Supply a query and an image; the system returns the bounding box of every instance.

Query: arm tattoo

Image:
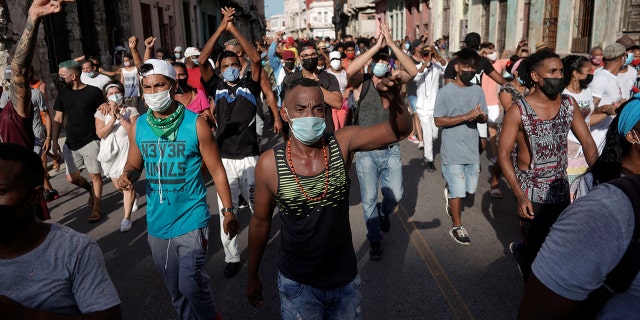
[10,16,41,117]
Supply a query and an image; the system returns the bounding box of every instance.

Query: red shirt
[0,100,34,147]
[187,66,205,91]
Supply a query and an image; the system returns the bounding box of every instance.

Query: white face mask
[144,87,172,112]
[487,52,498,61]
[123,61,131,67]
[108,93,124,106]
[330,60,341,70]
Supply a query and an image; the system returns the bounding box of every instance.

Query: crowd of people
[1,1,640,319]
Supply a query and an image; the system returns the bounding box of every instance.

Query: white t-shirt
[617,66,638,100]
[415,61,445,113]
[81,73,112,92]
[589,68,622,154]
[325,68,347,94]
[562,87,595,143]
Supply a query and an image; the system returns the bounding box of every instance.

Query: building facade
[275,0,335,39]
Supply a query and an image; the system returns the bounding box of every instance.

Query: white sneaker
[131,193,139,213]
[120,219,132,232]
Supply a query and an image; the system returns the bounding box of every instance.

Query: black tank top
[274,133,357,289]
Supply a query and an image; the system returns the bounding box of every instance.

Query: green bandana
[146,103,186,141]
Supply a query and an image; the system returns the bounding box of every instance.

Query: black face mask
[579,74,593,89]
[458,71,476,86]
[284,61,295,71]
[177,78,190,92]
[301,57,319,71]
[538,76,565,99]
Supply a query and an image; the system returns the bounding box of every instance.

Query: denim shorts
[442,163,480,198]
[407,95,418,112]
[278,272,362,320]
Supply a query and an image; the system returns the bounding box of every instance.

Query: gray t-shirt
[0,224,121,314]
[0,89,48,139]
[434,82,487,164]
[532,184,640,319]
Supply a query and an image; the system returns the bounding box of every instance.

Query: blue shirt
[135,110,209,239]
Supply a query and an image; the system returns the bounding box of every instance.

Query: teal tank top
[135,110,209,239]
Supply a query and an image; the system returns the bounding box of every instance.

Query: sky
[264,0,284,18]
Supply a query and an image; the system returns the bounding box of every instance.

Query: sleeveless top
[121,67,140,98]
[274,133,356,289]
[135,110,209,239]
[514,95,574,204]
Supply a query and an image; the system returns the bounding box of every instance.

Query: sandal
[88,210,102,223]
[489,186,503,198]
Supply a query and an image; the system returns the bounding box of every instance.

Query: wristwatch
[221,207,237,216]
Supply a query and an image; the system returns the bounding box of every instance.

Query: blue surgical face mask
[517,76,525,85]
[222,67,240,82]
[175,53,182,59]
[192,59,200,66]
[286,109,326,145]
[372,62,388,78]
[625,52,634,66]
[83,71,95,78]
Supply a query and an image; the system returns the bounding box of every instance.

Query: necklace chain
[286,138,329,202]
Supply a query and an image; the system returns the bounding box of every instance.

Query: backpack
[580,174,640,319]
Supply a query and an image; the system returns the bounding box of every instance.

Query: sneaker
[120,219,132,232]
[418,142,424,150]
[444,188,451,218]
[407,135,419,143]
[377,202,390,233]
[238,195,249,209]
[224,262,241,278]
[132,193,140,213]
[369,241,382,261]
[44,189,60,202]
[426,161,436,173]
[449,226,470,245]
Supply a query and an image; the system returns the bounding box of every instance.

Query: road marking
[128,230,148,247]
[397,203,475,320]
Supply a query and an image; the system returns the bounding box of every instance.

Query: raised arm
[346,32,384,79]
[143,37,155,62]
[11,0,69,117]
[128,36,143,67]
[199,7,235,83]
[381,22,417,83]
[226,20,262,83]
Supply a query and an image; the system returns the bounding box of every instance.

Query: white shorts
[487,105,503,124]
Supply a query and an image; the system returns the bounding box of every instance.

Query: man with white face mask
[199,7,264,278]
[346,22,417,260]
[80,59,111,92]
[117,58,238,320]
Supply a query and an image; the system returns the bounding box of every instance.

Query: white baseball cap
[329,51,341,60]
[184,47,200,58]
[140,59,176,80]
[174,46,183,53]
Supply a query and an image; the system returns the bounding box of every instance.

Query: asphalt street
[46,124,525,320]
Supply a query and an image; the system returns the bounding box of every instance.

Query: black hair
[217,50,241,67]
[589,99,640,185]
[372,46,390,62]
[505,55,520,74]
[102,80,124,96]
[0,143,44,190]
[561,55,589,87]
[80,59,95,68]
[282,77,321,102]
[297,39,317,55]
[172,61,187,74]
[456,48,480,67]
[519,50,560,89]
[480,42,495,50]
[123,53,133,60]
[342,41,356,50]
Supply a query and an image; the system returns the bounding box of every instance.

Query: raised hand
[144,37,156,48]
[379,21,393,45]
[128,36,139,50]
[376,74,402,109]
[221,7,235,27]
[28,0,72,19]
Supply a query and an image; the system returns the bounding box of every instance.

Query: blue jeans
[278,272,362,320]
[148,227,218,320]
[355,145,403,242]
[407,95,418,112]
